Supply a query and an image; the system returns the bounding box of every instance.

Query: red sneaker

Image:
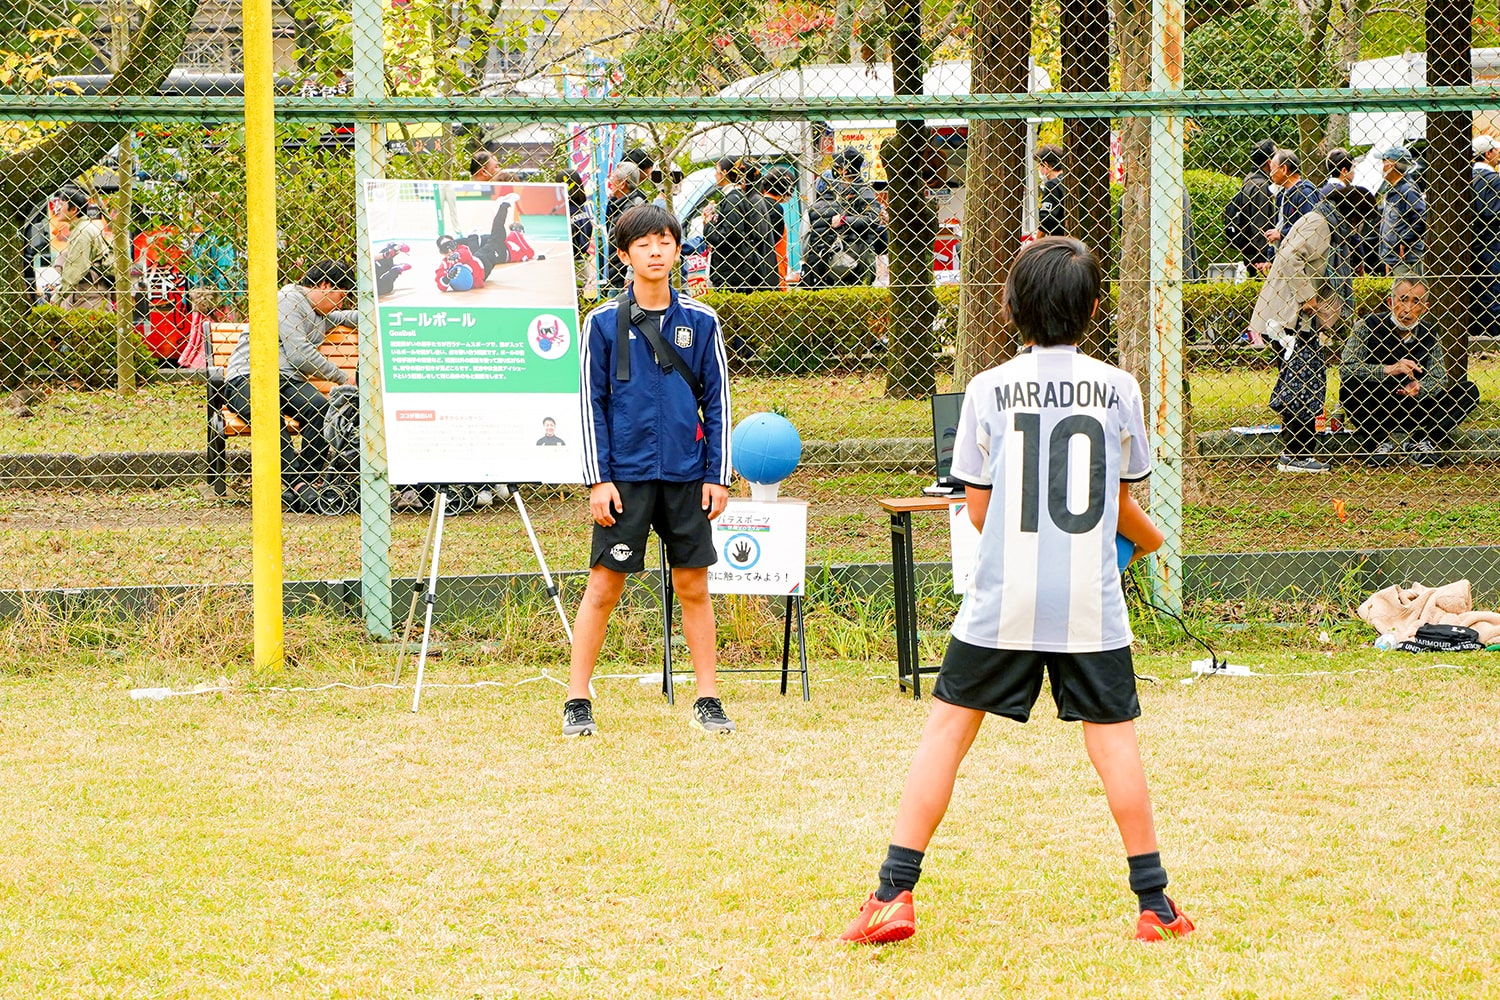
[840,891,916,944]
[1134,898,1195,942]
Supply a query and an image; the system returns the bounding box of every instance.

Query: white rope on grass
[1183,660,1468,684]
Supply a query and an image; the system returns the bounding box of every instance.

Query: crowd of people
[29,186,240,369]
[1223,136,1489,473]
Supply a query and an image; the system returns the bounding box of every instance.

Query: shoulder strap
[614,291,704,402]
[613,290,631,383]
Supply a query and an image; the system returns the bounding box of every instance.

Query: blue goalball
[1116,534,1136,573]
[732,412,802,485]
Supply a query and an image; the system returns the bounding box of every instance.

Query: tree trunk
[882,0,938,398]
[1113,0,1152,396]
[110,0,138,395]
[111,133,139,394]
[0,0,201,343]
[1296,0,1335,162]
[955,0,1030,383]
[1062,0,1113,357]
[1325,0,1369,150]
[1426,0,1473,377]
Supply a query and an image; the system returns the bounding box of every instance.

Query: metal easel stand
[658,538,810,704]
[404,485,580,714]
[409,491,449,713]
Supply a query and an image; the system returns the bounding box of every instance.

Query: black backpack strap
[614,290,704,402]
[613,290,631,383]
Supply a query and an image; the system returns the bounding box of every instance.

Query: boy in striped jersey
[842,237,1193,944]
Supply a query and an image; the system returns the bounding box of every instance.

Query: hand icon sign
[731,540,754,564]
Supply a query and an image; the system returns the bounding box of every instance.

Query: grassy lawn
[1,648,1497,998]
[4,458,1500,592]
[4,361,1497,456]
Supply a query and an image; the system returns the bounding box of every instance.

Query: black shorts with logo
[589,480,717,573]
[932,636,1141,724]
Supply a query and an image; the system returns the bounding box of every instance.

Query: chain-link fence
[3,0,1499,636]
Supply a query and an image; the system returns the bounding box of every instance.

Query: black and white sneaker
[562,698,597,737]
[691,696,736,734]
[1366,437,1401,467]
[1404,437,1441,468]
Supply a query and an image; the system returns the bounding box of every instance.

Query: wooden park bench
[205,322,358,496]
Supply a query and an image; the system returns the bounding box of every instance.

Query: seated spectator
[222,260,359,497]
[1338,275,1479,467]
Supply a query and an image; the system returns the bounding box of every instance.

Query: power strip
[1190,658,1253,677]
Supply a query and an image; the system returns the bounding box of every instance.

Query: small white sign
[708,499,808,595]
[949,500,980,595]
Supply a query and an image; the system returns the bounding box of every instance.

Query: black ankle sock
[875,844,924,902]
[1127,851,1175,923]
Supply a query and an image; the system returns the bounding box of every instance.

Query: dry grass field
[2,647,1497,999]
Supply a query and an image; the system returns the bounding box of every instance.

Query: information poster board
[363,179,583,484]
[708,499,808,596]
[949,500,979,594]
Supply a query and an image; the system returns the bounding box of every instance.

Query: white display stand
[363,180,583,712]
[657,498,811,702]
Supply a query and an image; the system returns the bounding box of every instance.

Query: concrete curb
[6,426,1500,488]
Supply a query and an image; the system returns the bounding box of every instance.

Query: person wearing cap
[1378,146,1426,273]
[55,190,112,310]
[1472,135,1500,337]
[1223,138,1279,272]
[802,147,882,288]
[222,260,359,497]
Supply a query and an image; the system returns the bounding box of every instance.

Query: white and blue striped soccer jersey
[948,346,1152,652]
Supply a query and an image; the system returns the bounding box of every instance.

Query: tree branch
[0,0,202,211]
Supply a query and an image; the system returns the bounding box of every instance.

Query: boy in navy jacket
[564,204,735,736]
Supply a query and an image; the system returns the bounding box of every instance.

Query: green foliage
[1,306,147,391]
[581,285,962,375]
[1184,4,1301,173]
[277,147,358,280]
[1106,170,1246,280]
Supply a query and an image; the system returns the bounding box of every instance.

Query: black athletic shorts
[932,636,1141,724]
[589,480,717,573]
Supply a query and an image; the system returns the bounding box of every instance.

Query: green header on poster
[380,306,578,394]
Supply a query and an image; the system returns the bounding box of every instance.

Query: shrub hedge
[583,276,1410,374]
[1,306,149,391]
[1,275,1441,389]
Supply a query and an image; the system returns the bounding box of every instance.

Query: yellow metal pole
[244,0,283,669]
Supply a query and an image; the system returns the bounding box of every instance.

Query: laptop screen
[930,392,964,483]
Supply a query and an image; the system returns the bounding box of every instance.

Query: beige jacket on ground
[1357,578,1500,644]
[1249,210,1330,337]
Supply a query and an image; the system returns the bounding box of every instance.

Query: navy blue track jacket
[580,287,733,486]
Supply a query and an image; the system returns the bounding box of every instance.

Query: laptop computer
[923,392,965,496]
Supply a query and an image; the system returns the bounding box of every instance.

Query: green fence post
[1149,0,1186,615]
[353,0,392,638]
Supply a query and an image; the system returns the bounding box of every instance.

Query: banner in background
[363,179,583,484]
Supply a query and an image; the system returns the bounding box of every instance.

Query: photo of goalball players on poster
[362,179,583,484]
